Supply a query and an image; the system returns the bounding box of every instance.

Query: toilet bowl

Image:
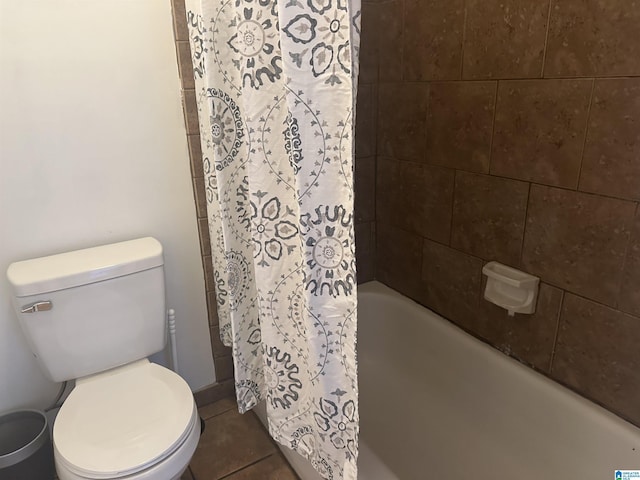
[53,360,199,480]
[6,238,202,480]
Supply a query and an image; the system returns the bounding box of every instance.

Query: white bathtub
[258,281,640,479]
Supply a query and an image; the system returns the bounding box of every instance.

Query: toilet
[6,237,201,480]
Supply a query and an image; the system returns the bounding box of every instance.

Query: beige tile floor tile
[189,397,300,479]
[224,454,299,480]
[199,396,237,420]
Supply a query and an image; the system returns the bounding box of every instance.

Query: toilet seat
[54,360,196,479]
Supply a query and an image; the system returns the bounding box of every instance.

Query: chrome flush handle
[21,301,53,313]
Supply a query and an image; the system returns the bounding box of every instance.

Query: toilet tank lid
[7,237,164,297]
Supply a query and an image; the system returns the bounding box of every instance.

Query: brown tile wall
[370,0,640,426]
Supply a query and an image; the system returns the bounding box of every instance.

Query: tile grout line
[399,0,406,83]
[614,201,639,311]
[380,155,639,235]
[377,146,638,207]
[423,80,432,166]
[546,280,640,319]
[540,0,554,78]
[374,74,640,87]
[476,167,638,205]
[459,0,468,80]
[379,216,485,265]
[216,453,279,480]
[547,289,565,374]
[518,182,532,268]
[574,78,596,190]
[486,80,500,175]
[199,404,237,421]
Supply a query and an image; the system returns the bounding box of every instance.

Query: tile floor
[181,397,300,480]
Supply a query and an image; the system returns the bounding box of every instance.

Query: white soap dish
[482,261,540,316]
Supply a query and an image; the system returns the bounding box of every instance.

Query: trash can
[0,410,54,480]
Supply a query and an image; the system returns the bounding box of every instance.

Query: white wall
[0,0,215,412]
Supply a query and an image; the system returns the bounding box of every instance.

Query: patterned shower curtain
[185,0,360,478]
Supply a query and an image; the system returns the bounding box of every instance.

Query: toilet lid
[54,360,195,479]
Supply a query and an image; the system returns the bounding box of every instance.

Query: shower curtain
[185,0,360,478]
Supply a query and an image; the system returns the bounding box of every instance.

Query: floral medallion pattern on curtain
[185,0,360,478]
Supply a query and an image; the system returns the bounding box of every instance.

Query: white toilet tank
[6,237,167,382]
